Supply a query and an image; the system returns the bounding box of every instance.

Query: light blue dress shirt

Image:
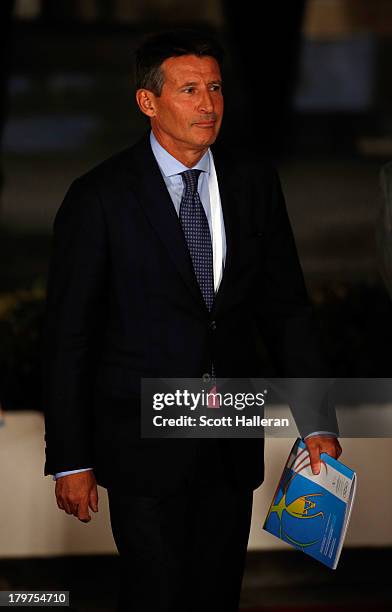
[149,130,227,266]
[53,132,335,480]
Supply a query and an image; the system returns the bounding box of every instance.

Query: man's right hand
[55,470,98,523]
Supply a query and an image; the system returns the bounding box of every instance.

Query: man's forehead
[161,54,221,83]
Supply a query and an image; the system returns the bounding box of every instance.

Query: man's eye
[210,85,221,91]
[183,88,194,93]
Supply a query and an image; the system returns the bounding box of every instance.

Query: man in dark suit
[42,30,341,612]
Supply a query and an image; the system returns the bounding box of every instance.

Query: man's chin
[193,130,220,148]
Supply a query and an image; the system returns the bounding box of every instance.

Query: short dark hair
[135,29,224,96]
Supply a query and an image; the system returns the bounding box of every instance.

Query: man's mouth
[193,120,216,127]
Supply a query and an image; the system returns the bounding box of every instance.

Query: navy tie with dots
[179,169,215,311]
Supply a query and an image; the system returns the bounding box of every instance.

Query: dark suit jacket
[42,132,332,495]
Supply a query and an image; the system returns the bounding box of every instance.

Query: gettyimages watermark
[140,377,392,438]
[141,377,334,438]
[149,386,289,433]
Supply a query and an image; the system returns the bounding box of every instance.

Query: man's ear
[136,89,157,117]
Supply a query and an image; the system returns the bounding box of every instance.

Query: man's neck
[151,129,208,168]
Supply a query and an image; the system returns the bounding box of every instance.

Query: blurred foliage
[0,281,392,410]
[0,279,46,410]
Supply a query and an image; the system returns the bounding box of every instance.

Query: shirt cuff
[52,468,93,481]
[303,431,338,441]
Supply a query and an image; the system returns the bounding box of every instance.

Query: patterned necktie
[179,169,214,311]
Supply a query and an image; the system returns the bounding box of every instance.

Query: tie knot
[181,169,202,195]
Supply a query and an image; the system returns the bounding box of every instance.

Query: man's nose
[198,89,214,113]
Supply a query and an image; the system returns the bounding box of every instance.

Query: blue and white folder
[263,439,356,569]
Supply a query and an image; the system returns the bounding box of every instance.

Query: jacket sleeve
[41,177,108,475]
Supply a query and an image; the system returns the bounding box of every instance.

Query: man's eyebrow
[178,79,223,88]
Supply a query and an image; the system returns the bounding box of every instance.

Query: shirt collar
[150,130,210,177]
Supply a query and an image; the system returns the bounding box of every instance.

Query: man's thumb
[89,487,99,512]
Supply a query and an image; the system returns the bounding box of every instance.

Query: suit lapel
[210,149,240,316]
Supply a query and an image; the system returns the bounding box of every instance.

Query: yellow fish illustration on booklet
[263,439,356,569]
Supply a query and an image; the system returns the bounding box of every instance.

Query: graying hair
[135,29,224,98]
[138,65,165,97]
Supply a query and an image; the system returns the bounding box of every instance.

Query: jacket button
[210,320,217,330]
[202,373,211,382]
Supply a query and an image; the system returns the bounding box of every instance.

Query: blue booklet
[263,439,356,569]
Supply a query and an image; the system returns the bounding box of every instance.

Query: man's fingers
[62,500,73,515]
[77,501,91,523]
[56,492,82,516]
[320,439,342,460]
[308,446,321,475]
[56,495,73,515]
[89,486,99,513]
[57,497,90,521]
[326,445,338,459]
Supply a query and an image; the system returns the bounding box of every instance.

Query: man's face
[145,54,224,154]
